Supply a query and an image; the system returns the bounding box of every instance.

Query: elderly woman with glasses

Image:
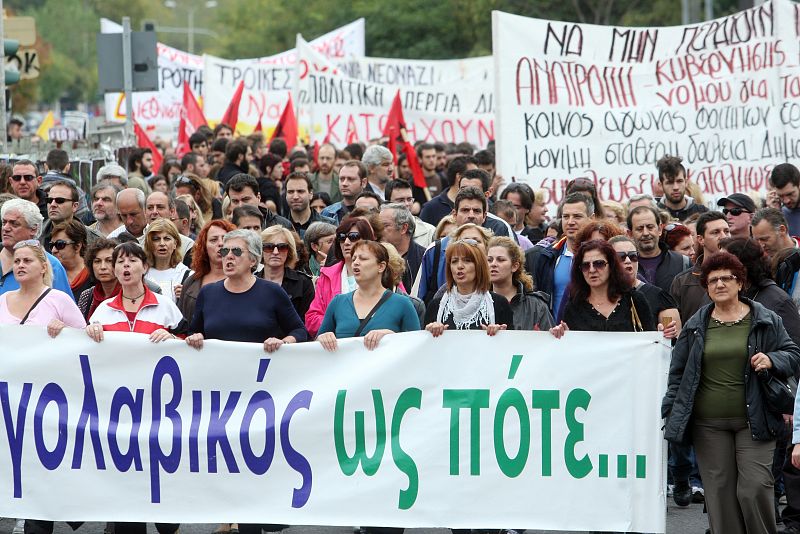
[550,239,656,337]
[0,240,85,336]
[425,238,513,336]
[186,229,307,353]
[663,252,800,534]
[305,217,376,337]
[261,225,314,319]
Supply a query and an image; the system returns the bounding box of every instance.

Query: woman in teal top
[318,240,420,351]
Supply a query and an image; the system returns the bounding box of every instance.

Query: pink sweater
[305,261,345,338]
[0,288,87,328]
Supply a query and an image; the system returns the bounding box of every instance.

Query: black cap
[717,193,756,213]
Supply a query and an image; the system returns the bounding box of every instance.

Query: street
[0,500,709,534]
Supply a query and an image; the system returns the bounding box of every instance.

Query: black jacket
[280,268,315,319]
[216,162,248,186]
[662,298,800,444]
[638,242,691,294]
[259,206,293,230]
[746,279,800,359]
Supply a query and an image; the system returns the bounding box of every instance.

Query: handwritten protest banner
[493,0,799,207]
[0,326,668,532]
[335,55,493,86]
[296,37,495,145]
[203,19,365,132]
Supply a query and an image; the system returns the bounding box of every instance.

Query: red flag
[403,141,427,190]
[312,141,320,167]
[220,80,245,132]
[270,95,298,152]
[253,109,264,133]
[134,120,163,172]
[382,90,405,138]
[176,82,207,156]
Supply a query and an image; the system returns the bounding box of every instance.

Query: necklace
[712,304,748,326]
[122,291,145,304]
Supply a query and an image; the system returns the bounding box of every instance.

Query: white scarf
[437,287,495,330]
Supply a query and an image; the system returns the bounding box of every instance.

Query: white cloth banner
[202,19,366,131]
[0,326,668,532]
[334,55,493,86]
[493,0,798,207]
[296,38,495,146]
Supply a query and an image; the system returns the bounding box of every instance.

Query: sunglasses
[664,223,687,233]
[13,239,41,250]
[722,207,750,216]
[219,247,245,257]
[11,174,36,182]
[46,197,72,205]
[580,259,609,273]
[453,238,480,246]
[50,240,76,251]
[337,232,361,242]
[616,251,639,262]
[174,175,194,186]
[263,242,290,252]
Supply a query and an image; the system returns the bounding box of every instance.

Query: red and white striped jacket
[91,286,185,335]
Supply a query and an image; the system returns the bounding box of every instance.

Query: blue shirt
[552,247,573,321]
[0,251,74,300]
[784,206,800,237]
[319,291,420,337]
[191,278,308,343]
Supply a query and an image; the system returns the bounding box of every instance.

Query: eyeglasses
[616,251,639,262]
[664,223,687,233]
[263,242,290,252]
[50,240,75,251]
[46,197,72,205]
[11,174,36,182]
[580,259,609,272]
[174,175,194,186]
[722,207,750,216]
[337,232,361,242]
[13,239,41,250]
[707,274,737,286]
[219,247,245,257]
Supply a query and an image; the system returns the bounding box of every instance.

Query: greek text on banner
[0,327,668,533]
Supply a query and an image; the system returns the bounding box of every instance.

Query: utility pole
[0,0,7,151]
[122,16,134,145]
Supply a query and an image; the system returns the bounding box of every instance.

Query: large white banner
[203,19,366,132]
[335,55,493,86]
[296,38,495,146]
[493,0,798,207]
[0,326,668,532]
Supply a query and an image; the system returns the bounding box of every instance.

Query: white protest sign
[203,19,365,131]
[296,37,495,146]
[335,55,493,86]
[493,0,798,207]
[0,327,668,532]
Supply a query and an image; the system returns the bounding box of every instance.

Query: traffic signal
[4,39,20,86]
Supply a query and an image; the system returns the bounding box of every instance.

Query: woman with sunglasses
[550,239,656,336]
[186,229,307,353]
[425,239,513,336]
[87,241,186,342]
[143,218,191,303]
[305,217,376,337]
[664,252,800,534]
[0,240,86,336]
[609,235,681,339]
[50,219,91,301]
[261,225,314,319]
[317,240,419,351]
[488,236,553,331]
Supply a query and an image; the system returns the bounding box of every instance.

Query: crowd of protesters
[5,126,800,534]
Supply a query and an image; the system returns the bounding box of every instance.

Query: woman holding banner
[549,240,656,336]
[0,239,85,336]
[317,240,419,352]
[424,238,513,336]
[663,252,800,534]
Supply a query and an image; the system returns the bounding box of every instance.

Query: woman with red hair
[177,219,236,322]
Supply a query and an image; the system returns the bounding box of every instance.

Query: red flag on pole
[134,120,163,172]
[253,109,264,133]
[176,82,207,156]
[270,95,298,152]
[383,91,428,194]
[220,80,245,132]
[312,141,320,167]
